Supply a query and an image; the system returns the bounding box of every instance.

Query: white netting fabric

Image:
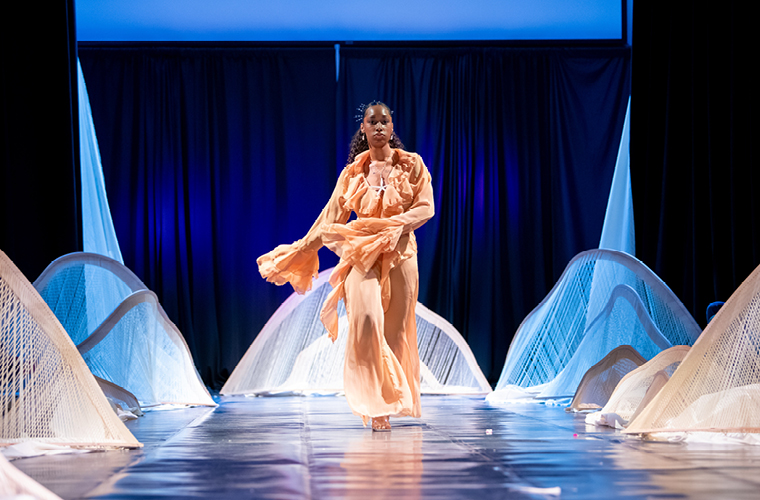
[625,263,760,434]
[0,453,62,500]
[586,345,689,427]
[34,253,145,345]
[568,345,646,411]
[222,268,491,396]
[537,284,673,399]
[490,250,700,401]
[0,250,139,448]
[79,291,216,407]
[33,253,214,408]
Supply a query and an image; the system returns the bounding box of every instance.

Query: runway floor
[12,395,760,499]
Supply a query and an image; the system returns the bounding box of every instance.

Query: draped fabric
[599,97,634,255]
[79,45,630,386]
[78,60,124,263]
[632,2,758,326]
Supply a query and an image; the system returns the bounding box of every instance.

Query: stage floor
[12,395,760,499]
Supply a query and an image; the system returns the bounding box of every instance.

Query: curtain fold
[79,47,338,387]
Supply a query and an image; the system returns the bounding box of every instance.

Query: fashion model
[258,101,435,431]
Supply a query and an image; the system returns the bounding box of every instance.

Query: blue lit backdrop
[77,0,624,42]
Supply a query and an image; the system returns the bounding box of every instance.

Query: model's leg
[383,254,422,418]
[343,266,413,426]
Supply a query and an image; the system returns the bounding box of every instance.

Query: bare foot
[371,416,391,432]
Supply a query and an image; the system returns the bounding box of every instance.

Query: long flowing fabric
[78,59,124,264]
[599,96,634,255]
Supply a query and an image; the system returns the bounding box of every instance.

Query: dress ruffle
[342,152,415,219]
[256,239,319,294]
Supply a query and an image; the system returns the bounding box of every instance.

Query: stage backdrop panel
[80,45,630,386]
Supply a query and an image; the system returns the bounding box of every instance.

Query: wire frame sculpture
[625,263,760,435]
[490,249,700,402]
[34,252,145,346]
[222,268,491,396]
[0,250,140,448]
[33,252,214,407]
[78,290,216,406]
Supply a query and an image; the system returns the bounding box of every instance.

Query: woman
[257,101,435,431]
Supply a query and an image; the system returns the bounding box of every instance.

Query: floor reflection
[338,425,424,500]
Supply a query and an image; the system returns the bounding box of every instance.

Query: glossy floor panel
[11,396,760,499]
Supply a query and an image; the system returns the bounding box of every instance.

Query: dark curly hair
[346,101,406,164]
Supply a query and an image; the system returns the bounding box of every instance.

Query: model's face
[361,105,394,148]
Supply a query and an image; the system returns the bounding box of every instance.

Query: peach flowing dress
[257,148,435,423]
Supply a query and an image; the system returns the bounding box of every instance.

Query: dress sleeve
[256,168,352,293]
[389,154,435,234]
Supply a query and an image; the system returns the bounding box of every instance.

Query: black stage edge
[1,0,82,280]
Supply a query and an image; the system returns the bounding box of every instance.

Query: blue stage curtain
[338,47,631,379]
[78,47,339,387]
[632,2,757,328]
[80,45,630,386]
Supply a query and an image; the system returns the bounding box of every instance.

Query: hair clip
[354,102,369,123]
[355,100,390,122]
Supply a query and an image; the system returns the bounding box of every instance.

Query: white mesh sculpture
[222,268,491,396]
[34,252,145,346]
[79,290,215,406]
[33,252,215,407]
[489,249,701,403]
[625,263,760,435]
[0,250,140,448]
[568,345,646,411]
[538,284,673,399]
[585,345,689,428]
[1,453,62,500]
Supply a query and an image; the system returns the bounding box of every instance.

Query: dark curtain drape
[632,3,756,328]
[80,45,630,387]
[338,47,631,378]
[1,0,81,279]
[78,47,339,387]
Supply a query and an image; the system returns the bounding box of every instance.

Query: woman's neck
[368,144,393,161]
